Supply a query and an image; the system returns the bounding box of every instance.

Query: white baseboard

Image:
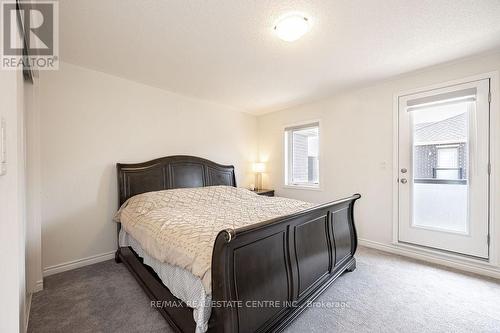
[358,238,500,280]
[25,292,32,333]
[43,251,115,277]
[33,279,43,293]
[25,281,44,331]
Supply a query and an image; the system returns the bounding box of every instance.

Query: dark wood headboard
[116,155,236,206]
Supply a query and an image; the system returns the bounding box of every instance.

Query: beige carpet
[28,247,500,332]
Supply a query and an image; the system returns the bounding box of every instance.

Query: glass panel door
[398,79,490,258]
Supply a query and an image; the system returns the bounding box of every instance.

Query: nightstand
[252,189,275,197]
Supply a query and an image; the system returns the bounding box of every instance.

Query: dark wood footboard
[210,193,361,333]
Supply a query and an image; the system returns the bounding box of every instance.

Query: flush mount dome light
[274,14,310,42]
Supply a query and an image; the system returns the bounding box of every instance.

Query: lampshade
[252,162,266,173]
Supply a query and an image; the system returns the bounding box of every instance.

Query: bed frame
[115,155,360,333]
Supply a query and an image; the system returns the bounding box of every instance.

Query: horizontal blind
[407,88,476,112]
[285,121,319,132]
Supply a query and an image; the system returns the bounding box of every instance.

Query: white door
[398,79,490,258]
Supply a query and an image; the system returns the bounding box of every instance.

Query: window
[284,122,319,187]
[435,145,462,179]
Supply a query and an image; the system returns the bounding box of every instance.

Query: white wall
[257,51,500,252]
[0,70,27,331]
[39,62,257,272]
[37,52,500,278]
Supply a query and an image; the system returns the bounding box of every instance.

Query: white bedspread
[114,186,314,293]
[119,229,211,333]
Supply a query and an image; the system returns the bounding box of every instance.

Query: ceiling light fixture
[274,14,310,42]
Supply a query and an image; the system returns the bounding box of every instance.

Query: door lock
[401,168,407,173]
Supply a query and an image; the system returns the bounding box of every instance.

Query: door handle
[400,178,407,184]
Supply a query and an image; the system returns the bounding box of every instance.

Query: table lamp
[252,162,266,190]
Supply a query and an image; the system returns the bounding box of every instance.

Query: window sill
[283,185,323,191]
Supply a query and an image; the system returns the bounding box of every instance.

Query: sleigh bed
[114,155,360,333]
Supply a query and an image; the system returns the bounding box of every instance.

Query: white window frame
[437,145,459,168]
[283,120,321,190]
[436,144,461,179]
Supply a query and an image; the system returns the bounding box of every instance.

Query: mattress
[114,186,314,293]
[119,229,211,333]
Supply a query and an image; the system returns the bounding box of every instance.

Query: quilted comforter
[114,185,314,293]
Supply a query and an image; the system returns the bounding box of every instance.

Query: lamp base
[255,173,263,191]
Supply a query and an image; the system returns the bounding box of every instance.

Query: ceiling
[59,0,500,114]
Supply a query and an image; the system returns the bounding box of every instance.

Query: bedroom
[1,0,500,332]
